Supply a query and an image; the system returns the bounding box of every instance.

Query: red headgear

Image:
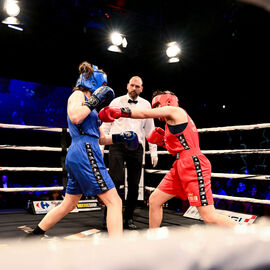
[152,93,179,108]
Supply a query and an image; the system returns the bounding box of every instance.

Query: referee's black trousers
[108,143,143,221]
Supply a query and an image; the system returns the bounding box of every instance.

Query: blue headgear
[76,65,108,93]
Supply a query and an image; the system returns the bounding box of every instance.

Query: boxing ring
[1,121,270,270]
[1,122,270,215]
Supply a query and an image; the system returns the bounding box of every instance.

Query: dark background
[0,0,269,128]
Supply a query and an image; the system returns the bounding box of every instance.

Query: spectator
[262,185,270,200]
[225,178,234,196]
[212,180,227,195]
[248,184,260,199]
[235,181,249,197]
[48,189,63,201]
[212,180,227,210]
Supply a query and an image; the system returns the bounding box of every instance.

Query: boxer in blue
[29,61,138,237]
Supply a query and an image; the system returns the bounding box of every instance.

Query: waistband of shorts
[176,149,202,159]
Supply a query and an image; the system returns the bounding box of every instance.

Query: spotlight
[122,37,127,48]
[5,0,20,17]
[168,57,180,63]
[111,32,123,46]
[2,16,21,25]
[2,0,22,26]
[166,42,181,63]
[108,31,127,53]
[108,45,122,53]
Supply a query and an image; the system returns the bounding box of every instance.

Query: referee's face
[127,78,143,99]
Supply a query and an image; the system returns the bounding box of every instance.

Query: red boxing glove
[147,127,166,148]
[99,106,131,122]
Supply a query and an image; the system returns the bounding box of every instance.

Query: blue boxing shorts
[65,136,115,196]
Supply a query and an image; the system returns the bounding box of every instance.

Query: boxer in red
[99,90,236,228]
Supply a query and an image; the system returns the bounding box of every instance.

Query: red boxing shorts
[157,153,214,206]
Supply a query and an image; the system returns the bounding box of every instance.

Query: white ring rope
[1,166,269,181]
[4,183,267,205]
[213,194,270,205]
[211,173,270,181]
[0,145,62,152]
[198,123,270,133]
[145,169,270,181]
[0,167,62,172]
[0,123,64,132]
[202,149,270,155]
[1,122,270,133]
[145,149,270,155]
[145,186,270,205]
[1,122,270,207]
[0,186,64,192]
[1,146,269,155]
[2,166,269,206]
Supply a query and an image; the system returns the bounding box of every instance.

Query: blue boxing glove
[84,86,115,111]
[112,131,139,150]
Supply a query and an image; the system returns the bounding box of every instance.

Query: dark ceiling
[0,0,269,126]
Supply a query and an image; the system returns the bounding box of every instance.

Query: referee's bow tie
[128,99,138,104]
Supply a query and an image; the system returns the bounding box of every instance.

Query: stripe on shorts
[192,155,208,206]
[85,143,108,192]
